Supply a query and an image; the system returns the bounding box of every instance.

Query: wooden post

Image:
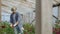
[0,0,1,22]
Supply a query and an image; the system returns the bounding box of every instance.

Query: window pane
[53,7,58,17]
[2,12,10,22]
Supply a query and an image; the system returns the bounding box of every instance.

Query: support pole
[35,0,53,34]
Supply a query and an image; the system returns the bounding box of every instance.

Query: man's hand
[10,24,14,28]
[13,22,19,27]
[10,22,19,28]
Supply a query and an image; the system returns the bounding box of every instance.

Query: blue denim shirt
[10,12,23,33]
[10,12,22,27]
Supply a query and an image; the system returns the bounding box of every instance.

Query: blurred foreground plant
[0,21,14,34]
[23,23,35,34]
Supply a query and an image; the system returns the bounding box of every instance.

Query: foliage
[0,21,14,34]
[0,22,35,34]
[53,20,60,34]
[23,23,35,34]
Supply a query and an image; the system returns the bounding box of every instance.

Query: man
[10,7,23,34]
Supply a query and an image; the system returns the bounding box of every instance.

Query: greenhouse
[0,0,60,34]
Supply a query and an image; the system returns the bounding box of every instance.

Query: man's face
[11,8,17,13]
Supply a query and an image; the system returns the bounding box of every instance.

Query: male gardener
[10,7,23,34]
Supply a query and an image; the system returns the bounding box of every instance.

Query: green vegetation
[23,23,35,34]
[0,22,35,34]
[53,20,60,34]
[0,22,14,34]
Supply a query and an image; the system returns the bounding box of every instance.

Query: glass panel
[53,7,58,17]
[1,0,36,34]
[53,7,59,34]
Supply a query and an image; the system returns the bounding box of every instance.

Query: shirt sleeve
[16,13,21,22]
[10,14,12,23]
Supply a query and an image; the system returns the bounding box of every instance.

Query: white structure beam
[35,0,53,34]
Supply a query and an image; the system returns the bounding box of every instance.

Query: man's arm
[10,14,13,24]
[10,14,14,28]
